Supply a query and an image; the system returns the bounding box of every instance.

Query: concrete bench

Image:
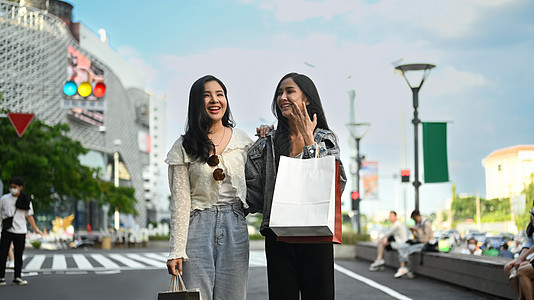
[356,241,515,299]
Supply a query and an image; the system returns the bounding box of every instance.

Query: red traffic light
[351,191,360,200]
[401,169,410,182]
[93,82,106,97]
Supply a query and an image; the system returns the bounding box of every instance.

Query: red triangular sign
[8,113,34,137]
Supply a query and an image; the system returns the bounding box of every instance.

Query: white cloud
[253,0,519,39]
[427,66,488,95]
[142,1,524,213]
[117,46,140,58]
[117,46,159,83]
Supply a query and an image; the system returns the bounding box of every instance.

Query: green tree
[0,115,136,215]
[516,174,534,231]
[451,194,511,226]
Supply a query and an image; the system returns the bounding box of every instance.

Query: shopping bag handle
[169,273,187,292]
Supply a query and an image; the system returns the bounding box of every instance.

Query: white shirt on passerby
[461,248,482,255]
[384,220,408,249]
[0,193,34,234]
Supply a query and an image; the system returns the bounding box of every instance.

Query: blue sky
[69,0,534,217]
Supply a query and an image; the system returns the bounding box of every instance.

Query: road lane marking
[143,252,168,262]
[108,253,145,268]
[249,250,267,267]
[126,253,165,268]
[52,254,67,270]
[73,254,94,270]
[91,254,121,269]
[24,254,46,271]
[334,264,413,300]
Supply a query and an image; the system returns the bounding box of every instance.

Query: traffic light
[351,190,360,211]
[401,169,410,183]
[63,81,106,98]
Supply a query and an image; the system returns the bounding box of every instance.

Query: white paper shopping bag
[269,155,337,237]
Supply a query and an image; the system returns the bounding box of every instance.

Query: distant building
[146,94,170,223]
[0,0,154,229]
[482,145,534,199]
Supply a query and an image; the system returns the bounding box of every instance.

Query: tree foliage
[0,115,136,215]
[516,174,534,230]
[451,195,511,226]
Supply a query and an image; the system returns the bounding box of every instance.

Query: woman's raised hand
[290,101,317,145]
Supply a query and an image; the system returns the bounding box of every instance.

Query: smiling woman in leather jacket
[246,72,347,300]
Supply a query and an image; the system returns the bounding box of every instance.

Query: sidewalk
[23,239,356,259]
[109,239,356,259]
[250,239,357,259]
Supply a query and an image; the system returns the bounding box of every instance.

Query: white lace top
[165,128,253,260]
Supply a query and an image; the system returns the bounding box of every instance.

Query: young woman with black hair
[246,72,347,300]
[165,75,252,300]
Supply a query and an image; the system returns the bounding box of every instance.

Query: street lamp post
[346,122,370,234]
[394,63,435,211]
[113,139,122,231]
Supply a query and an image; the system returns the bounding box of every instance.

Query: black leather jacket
[245,129,347,234]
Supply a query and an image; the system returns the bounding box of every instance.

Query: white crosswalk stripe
[126,253,165,268]
[249,250,267,267]
[16,251,266,274]
[24,254,46,271]
[72,254,94,270]
[52,254,67,270]
[91,254,121,269]
[108,253,145,268]
[142,252,168,262]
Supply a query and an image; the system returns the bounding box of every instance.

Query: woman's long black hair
[271,73,330,162]
[527,203,534,237]
[182,75,235,162]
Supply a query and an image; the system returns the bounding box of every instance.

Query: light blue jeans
[398,242,424,266]
[182,202,249,300]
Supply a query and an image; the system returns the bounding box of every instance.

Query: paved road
[0,247,503,299]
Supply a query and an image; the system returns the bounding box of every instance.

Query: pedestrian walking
[246,72,347,300]
[0,176,42,286]
[165,75,253,300]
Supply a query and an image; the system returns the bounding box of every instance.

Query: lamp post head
[346,122,371,140]
[395,63,436,89]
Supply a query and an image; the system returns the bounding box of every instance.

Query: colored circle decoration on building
[63,80,77,96]
[77,82,92,97]
[93,82,106,97]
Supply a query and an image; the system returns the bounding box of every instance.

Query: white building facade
[482,145,534,199]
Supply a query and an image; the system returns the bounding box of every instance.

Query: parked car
[465,230,486,247]
[484,233,514,250]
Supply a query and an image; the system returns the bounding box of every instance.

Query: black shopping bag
[2,216,14,232]
[158,274,201,300]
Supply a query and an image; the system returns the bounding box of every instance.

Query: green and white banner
[422,122,449,183]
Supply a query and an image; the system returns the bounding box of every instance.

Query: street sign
[8,113,34,137]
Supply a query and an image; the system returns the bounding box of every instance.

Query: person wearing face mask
[461,238,482,255]
[0,176,42,286]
